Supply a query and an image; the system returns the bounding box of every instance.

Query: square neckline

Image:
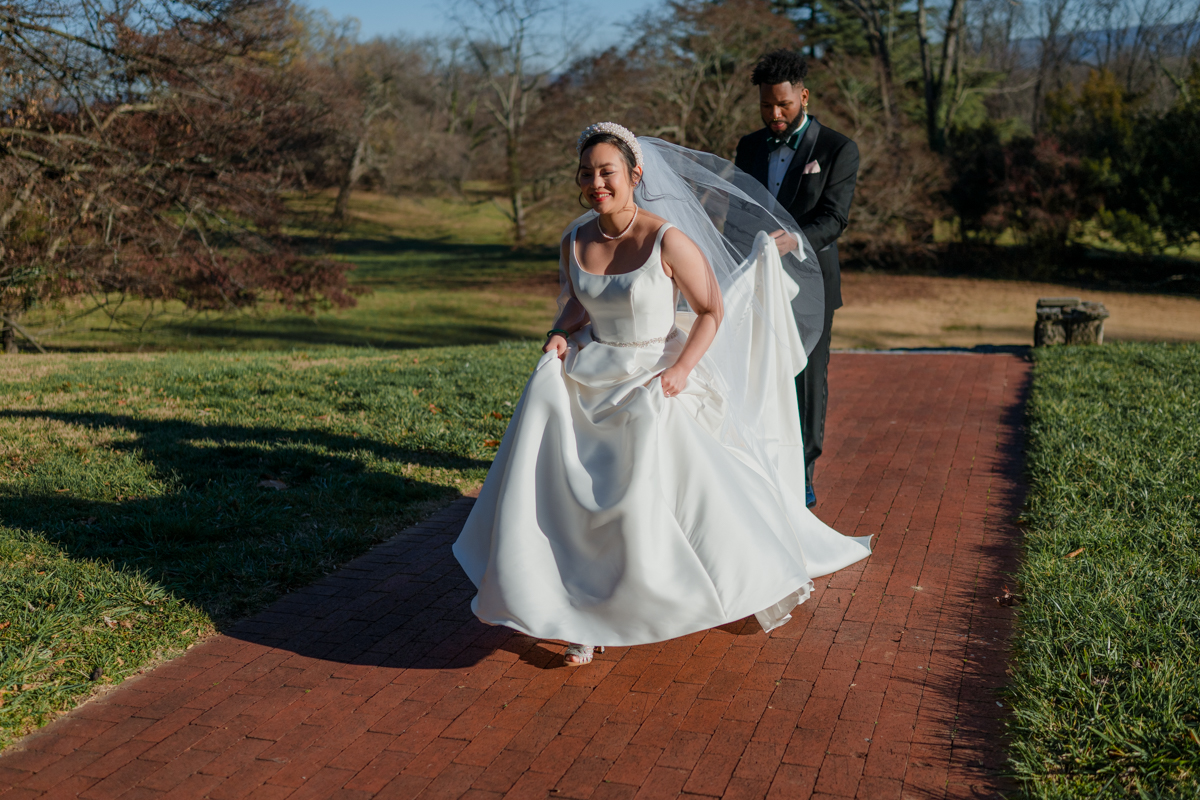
[571,222,673,278]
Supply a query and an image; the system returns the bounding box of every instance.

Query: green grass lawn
[1010,342,1200,797]
[19,192,568,353]
[0,342,542,750]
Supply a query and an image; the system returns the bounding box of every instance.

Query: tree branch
[0,315,48,353]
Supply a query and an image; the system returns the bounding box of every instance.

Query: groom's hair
[751,49,809,87]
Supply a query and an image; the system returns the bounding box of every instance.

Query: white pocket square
[802,160,821,175]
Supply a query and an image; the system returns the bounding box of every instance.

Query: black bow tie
[767,127,803,151]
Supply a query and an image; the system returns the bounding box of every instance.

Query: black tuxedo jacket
[735,117,859,312]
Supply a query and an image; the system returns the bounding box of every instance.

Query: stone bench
[1034,297,1110,346]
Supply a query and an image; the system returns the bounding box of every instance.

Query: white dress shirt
[766,115,809,199]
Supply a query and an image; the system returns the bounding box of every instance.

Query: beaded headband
[576,122,644,170]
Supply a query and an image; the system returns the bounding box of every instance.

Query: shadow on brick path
[0,353,1029,800]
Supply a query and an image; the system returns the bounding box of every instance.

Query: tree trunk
[940,28,967,144]
[333,133,369,221]
[932,0,964,148]
[507,129,526,246]
[917,0,939,150]
[2,325,16,355]
[875,34,896,137]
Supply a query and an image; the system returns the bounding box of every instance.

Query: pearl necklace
[598,206,638,240]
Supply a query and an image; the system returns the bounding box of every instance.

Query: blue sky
[299,0,664,47]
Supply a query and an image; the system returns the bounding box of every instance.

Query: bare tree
[836,0,902,134]
[309,29,428,219]
[457,0,579,245]
[917,0,965,149]
[631,0,797,157]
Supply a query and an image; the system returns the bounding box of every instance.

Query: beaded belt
[591,327,679,348]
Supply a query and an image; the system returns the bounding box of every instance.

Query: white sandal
[563,644,604,666]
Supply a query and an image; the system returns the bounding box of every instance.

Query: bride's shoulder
[645,216,693,248]
[635,211,675,241]
[637,209,668,228]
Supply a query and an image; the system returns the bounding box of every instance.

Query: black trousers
[795,310,833,486]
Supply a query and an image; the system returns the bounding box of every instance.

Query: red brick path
[0,353,1029,800]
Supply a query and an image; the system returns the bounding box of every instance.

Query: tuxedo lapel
[750,130,771,187]
[776,117,822,210]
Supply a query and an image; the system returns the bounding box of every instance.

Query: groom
[735,49,859,508]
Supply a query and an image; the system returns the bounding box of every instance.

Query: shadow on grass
[0,409,491,625]
[847,241,1200,298]
[156,320,537,351]
[325,235,557,259]
[320,235,559,289]
[132,237,559,351]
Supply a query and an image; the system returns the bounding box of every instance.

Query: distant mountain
[1008,21,1200,64]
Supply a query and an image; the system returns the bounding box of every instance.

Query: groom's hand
[770,229,798,256]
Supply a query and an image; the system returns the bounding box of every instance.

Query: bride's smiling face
[578,143,641,212]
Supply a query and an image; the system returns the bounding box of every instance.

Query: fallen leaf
[428,404,440,414]
[995,585,1020,606]
[117,399,127,406]
[1066,547,1085,558]
[484,440,501,447]
[490,411,503,419]
[102,616,116,628]
[314,415,330,421]
[412,388,423,396]
[412,357,419,364]
[0,621,9,630]
[258,479,287,490]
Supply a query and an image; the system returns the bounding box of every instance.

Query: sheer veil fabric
[559,137,826,355]
[453,137,870,647]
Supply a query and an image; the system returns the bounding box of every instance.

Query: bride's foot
[563,644,604,666]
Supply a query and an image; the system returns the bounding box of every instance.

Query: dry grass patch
[834,273,1200,350]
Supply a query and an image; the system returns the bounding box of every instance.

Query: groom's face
[759,82,810,136]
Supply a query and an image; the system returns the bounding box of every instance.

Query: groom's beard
[769,113,807,138]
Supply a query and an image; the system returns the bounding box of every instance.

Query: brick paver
[1,353,1028,799]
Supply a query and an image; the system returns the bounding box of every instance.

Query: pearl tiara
[576,122,644,170]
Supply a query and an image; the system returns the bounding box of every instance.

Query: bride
[453,122,870,666]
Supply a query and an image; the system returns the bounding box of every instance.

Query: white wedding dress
[452,222,871,647]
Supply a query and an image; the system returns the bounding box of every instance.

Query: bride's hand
[660,365,690,397]
[544,334,568,360]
